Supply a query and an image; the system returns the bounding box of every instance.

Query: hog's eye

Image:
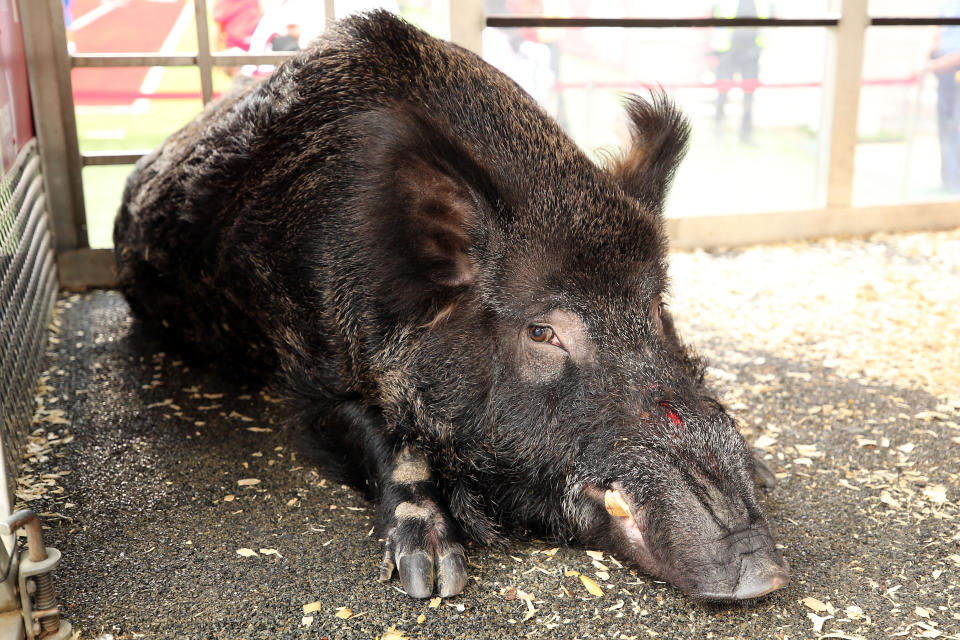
[528,325,554,343]
[527,325,565,350]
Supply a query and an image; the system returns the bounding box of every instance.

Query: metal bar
[18,0,88,251]
[450,0,485,55]
[211,52,295,66]
[71,53,199,67]
[824,0,868,209]
[485,16,840,28]
[82,152,148,167]
[324,0,335,28]
[871,17,960,26]
[194,0,214,104]
[71,52,294,68]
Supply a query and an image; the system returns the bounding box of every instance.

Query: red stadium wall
[0,0,35,172]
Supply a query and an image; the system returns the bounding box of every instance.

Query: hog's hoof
[378,500,468,598]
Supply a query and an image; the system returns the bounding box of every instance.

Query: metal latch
[1,510,71,640]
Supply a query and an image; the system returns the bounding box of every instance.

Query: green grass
[83,165,132,248]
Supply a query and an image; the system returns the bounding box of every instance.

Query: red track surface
[70,0,187,106]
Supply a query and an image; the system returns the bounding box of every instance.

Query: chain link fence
[0,140,58,512]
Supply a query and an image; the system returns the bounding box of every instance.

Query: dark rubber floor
[18,278,960,639]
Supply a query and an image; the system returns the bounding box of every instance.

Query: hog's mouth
[582,482,790,602]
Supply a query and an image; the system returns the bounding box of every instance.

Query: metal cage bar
[71,52,295,68]
[485,17,841,28]
[19,0,87,251]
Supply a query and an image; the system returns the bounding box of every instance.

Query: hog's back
[114,10,581,379]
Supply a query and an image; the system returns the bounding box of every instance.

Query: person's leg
[936,71,960,190]
[740,50,760,143]
[948,75,960,190]
[715,52,734,132]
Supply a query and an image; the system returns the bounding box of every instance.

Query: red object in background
[0,0,35,172]
[213,0,263,51]
[69,0,187,107]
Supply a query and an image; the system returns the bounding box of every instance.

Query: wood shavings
[236,548,258,558]
[880,492,902,509]
[334,607,352,619]
[259,548,281,557]
[808,612,833,632]
[802,597,829,613]
[670,230,960,396]
[845,605,864,620]
[580,575,603,597]
[237,478,261,487]
[795,444,823,458]
[428,596,441,608]
[381,626,408,640]
[302,601,322,614]
[301,616,313,627]
[585,550,604,561]
[922,485,948,504]
[754,434,777,448]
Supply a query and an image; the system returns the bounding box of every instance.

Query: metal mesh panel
[0,140,58,509]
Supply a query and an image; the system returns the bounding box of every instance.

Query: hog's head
[355,91,789,602]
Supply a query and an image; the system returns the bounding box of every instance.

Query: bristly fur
[606,92,691,215]
[114,10,786,601]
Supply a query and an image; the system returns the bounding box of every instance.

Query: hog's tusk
[604,489,632,519]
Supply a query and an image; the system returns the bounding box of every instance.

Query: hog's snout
[687,527,790,601]
[587,473,790,602]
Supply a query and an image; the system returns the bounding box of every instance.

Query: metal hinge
[0,510,71,640]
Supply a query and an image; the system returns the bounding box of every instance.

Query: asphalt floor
[15,230,960,639]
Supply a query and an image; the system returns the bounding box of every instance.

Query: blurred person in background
[483,0,563,123]
[214,0,263,76]
[711,0,769,144]
[240,0,326,77]
[63,0,76,52]
[928,0,960,192]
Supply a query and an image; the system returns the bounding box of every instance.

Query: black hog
[114,10,789,601]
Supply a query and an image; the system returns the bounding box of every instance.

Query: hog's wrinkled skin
[114,11,789,601]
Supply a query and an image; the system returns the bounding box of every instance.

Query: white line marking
[70,0,127,32]
[139,0,196,96]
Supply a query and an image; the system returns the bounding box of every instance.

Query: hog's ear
[354,105,501,319]
[607,92,690,215]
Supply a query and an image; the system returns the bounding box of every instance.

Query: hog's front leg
[375,445,468,598]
